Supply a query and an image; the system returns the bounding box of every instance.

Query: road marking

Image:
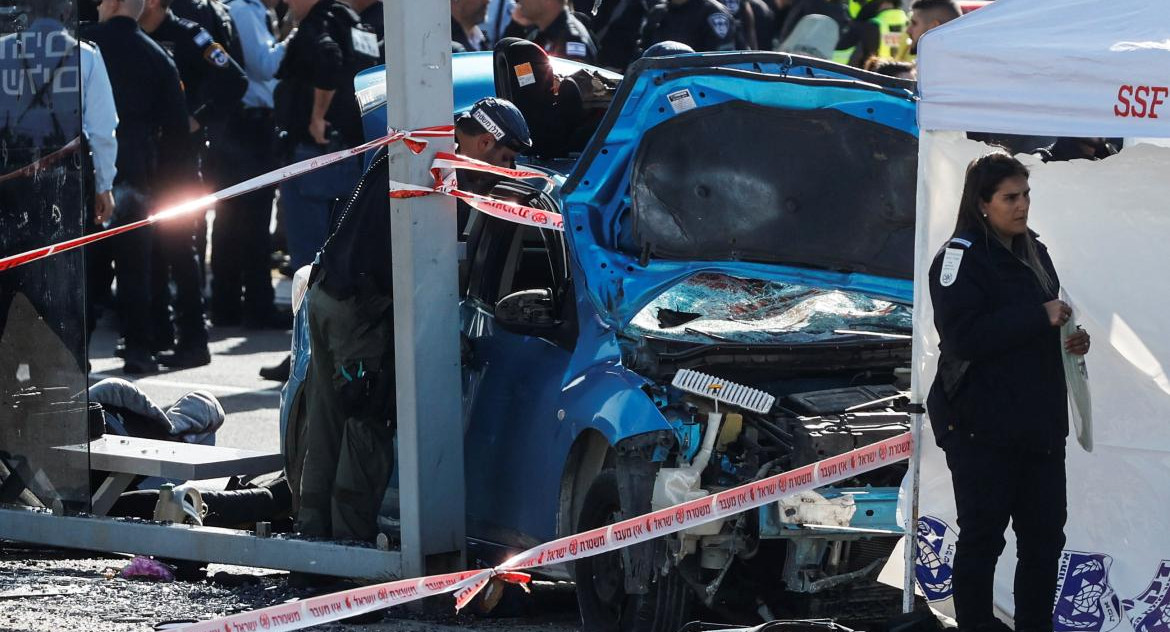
[90,372,282,398]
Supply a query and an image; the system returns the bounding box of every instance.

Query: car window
[464,183,568,307]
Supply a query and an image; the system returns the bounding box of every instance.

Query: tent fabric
[916,0,1170,137]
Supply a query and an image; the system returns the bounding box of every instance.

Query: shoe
[259,355,291,382]
[117,337,174,358]
[122,350,159,375]
[157,346,212,369]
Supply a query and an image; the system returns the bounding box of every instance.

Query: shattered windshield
[629,272,911,345]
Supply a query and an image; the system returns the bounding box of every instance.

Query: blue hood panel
[561,53,918,330]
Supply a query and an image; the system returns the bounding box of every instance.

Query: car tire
[573,468,692,632]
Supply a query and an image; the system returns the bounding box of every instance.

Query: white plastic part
[776,490,857,528]
[671,369,775,414]
[652,412,724,536]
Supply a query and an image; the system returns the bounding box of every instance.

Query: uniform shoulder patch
[707,12,732,40]
[566,41,587,58]
[203,42,229,68]
[948,237,973,249]
[939,246,965,287]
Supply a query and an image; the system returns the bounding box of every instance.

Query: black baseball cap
[460,97,533,152]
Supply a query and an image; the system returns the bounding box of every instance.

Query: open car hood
[561,53,919,331]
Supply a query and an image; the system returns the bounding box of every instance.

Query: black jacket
[518,9,597,64]
[81,17,192,195]
[641,0,737,53]
[927,231,1068,451]
[148,11,248,127]
[318,149,391,299]
[274,0,378,148]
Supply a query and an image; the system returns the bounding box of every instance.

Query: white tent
[906,2,1170,631]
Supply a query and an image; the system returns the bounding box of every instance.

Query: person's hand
[189,116,201,133]
[1044,299,1072,327]
[95,189,115,225]
[1065,328,1091,356]
[309,117,329,145]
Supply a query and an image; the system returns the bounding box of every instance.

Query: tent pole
[903,408,924,613]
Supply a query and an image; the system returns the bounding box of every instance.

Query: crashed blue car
[284,50,919,631]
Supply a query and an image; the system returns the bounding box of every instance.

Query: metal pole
[903,408,924,613]
[384,1,466,578]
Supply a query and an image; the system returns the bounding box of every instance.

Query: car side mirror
[495,288,561,335]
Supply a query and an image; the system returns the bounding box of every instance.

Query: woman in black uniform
[927,152,1091,632]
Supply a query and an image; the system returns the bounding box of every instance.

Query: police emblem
[205,43,229,68]
[1055,552,1123,632]
[915,515,958,601]
[707,13,732,40]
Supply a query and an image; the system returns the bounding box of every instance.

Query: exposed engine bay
[618,342,912,616]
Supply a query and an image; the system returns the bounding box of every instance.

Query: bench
[55,436,283,515]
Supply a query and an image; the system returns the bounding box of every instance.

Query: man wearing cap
[512,0,597,63]
[453,97,534,231]
[294,97,530,544]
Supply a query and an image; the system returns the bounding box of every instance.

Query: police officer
[172,0,244,63]
[215,0,289,329]
[274,0,379,272]
[293,98,530,542]
[572,0,645,70]
[140,0,248,368]
[513,0,597,63]
[83,0,192,374]
[641,0,737,54]
[927,152,1091,632]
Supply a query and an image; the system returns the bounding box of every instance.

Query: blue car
[286,50,919,631]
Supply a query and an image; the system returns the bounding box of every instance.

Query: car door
[460,189,576,559]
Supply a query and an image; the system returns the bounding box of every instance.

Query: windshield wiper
[833,329,911,340]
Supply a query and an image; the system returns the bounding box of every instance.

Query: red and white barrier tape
[0,126,454,273]
[389,152,565,232]
[176,432,913,632]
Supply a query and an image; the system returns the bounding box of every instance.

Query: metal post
[903,408,923,613]
[384,2,466,578]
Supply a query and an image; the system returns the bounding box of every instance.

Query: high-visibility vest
[832,7,909,65]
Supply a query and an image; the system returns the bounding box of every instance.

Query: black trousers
[87,184,155,354]
[210,109,276,323]
[945,440,1067,632]
[150,211,208,350]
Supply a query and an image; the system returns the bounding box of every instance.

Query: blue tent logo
[916,515,957,601]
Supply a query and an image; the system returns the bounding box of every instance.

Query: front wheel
[573,469,693,632]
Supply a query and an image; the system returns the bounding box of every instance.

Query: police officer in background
[511,0,597,63]
[641,0,737,54]
[928,152,1091,632]
[83,0,192,374]
[571,0,645,70]
[172,0,243,62]
[140,0,247,368]
[274,0,379,272]
[214,0,290,329]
